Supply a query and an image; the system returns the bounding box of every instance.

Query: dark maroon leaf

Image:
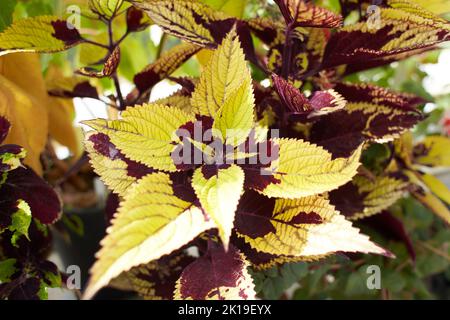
[126,6,150,33]
[51,20,83,45]
[177,243,251,300]
[362,210,416,261]
[1,167,61,224]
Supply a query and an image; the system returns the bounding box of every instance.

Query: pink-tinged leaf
[1,167,61,224]
[272,74,346,118]
[174,244,255,300]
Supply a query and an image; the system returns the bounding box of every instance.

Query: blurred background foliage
[0,0,449,300]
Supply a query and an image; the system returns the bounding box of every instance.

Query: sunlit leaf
[260,139,362,198]
[0,16,84,56]
[192,164,244,248]
[83,103,195,172]
[235,191,391,257]
[84,172,215,299]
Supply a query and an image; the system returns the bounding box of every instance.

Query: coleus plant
[0,0,449,300]
[0,116,62,299]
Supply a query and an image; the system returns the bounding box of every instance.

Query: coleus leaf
[362,210,416,261]
[8,200,32,247]
[76,46,121,79]
[0,54,50,174]
[48,80,99,100]
[0,16,84,56]
[235,191,391,258]
[83,104,195,172]
[272,74,345,117]
[232,235,320,271]
[321,4,450,69]
[85,132,154,195]
[126,6,151,33]
[83,172,215,299]
[133,43,201,94]
[1,167,62,225]
[191,30,249,117]
[275,0,343,28]
[414,135,450,167]
[212,69,254,147]
[411,189,450,224]
[131,0,256,62]
[329,173,410,220]
[192,164,244,248]
[110,251,195,300]
[174,244,256,300]
[0,144,26,173]
[131,0,228,47]
[420,173,450,205]
[309,82,425,157]
[260,138,362,199]
[88,0,125,19]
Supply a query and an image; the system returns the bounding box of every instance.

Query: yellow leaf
[83,103,195,172]
[46,67,80,157]
[89,0,125,19]
[415,136,450,167]
[0,53,49,174]
[261,139,362,198]
[238,196,390,257]
[389,0,450,15]
[412,190,450,224]
[191,30,249,117]
[421,173,450,205]
[83,172,215,299]
[201,0,246,17]
[192,165,244,248]
[0,16,84,56]
[212,73,254,147]
[84,132,145,195]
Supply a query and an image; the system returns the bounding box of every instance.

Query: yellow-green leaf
[412,190,450,224]
[261,139,362,198]
[212,73,254,146]
[191,30,249,117]
[83,103,195,172]
[415,136,450,167]
[421,173,450,205]
[89,0,125,19]
[0,16,84,56]
[192,165,244,248]
[238,196,390,257]
[83,172,215,299]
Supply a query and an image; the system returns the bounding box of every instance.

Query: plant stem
[107,20,125,110]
